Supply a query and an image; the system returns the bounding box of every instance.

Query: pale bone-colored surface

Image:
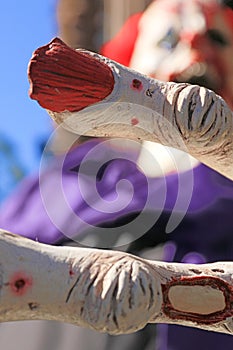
[168,285,225,315]
[49,51,233,180]
[0,230,232,335]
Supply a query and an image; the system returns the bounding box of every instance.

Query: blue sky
[1,1,58,173]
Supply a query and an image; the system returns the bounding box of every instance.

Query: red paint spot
[131,117,139,126]
[28,38,115,112]
[162,276,233,324]
[69,264,75,277]
[9,272,33,296]
[131,79,143,91]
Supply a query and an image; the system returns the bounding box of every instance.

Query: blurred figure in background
[0,1,233,350]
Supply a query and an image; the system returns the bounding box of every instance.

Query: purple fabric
[0,139,232,247]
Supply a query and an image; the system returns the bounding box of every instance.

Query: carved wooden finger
[0,230,232,335]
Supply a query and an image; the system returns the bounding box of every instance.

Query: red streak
[9,272,33,296]
[69,264,75,277]
[28,38,115,113]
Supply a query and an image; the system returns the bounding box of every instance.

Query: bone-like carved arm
[64,78,233,180]
[0,230,232,335]
[28,38,233,180]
